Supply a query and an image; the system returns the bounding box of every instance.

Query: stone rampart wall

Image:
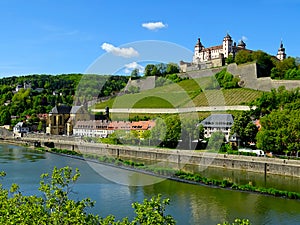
[182,62,300,91]
[181,67,225,79]
[127,76,156,92]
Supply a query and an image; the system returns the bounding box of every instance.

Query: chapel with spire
[276,40,286,61]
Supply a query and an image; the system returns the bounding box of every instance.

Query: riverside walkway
[91,105,252,114]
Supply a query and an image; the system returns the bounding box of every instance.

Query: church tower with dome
[276,40,286,61]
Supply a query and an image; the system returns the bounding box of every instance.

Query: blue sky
[0,0,299,77]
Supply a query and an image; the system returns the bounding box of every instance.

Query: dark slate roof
[200,114,234,128]
[238,40,246,47]
[15,122,26,127]
[224,33,232,40]
[49,105,72,114]
[70,106,82,114]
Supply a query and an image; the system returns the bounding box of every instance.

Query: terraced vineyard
[94,78,263,109]
[191,88,264,106]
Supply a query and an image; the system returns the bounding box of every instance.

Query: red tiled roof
[131,121,150,130]
[108,121,131,130]
[74,120,110,129]
[108,120,156,130]
[206,45,223,51]
[74,120,156,131]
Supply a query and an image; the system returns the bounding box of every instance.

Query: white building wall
[193,48,223,63]
[73,128,114,138]
[211,51,220,59]
[204,127,231,142]
[223,40,232,58]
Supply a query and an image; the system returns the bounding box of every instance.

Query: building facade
[200,114,234,142]
[66,106,91,136]
[46,105,90,135]
[73,120,156,138]
[73,120,113,138]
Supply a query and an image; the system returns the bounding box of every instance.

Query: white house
[200,114,234,142]
[13,122,29,136]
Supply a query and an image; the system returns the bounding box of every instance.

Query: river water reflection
[1,144,300,225]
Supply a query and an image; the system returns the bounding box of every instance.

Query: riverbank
[32,146,300,200]
[2,140,300,200]
[8,135,300,178]
[2,143,300,225]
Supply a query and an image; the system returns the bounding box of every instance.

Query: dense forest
[230,86,300,155]
[0,63,182,127]
[0,74,129,127]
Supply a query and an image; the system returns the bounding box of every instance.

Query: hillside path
[92,105,252,114]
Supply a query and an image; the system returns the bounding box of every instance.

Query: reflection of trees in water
[141,179,246,224]
[0,145,45,163]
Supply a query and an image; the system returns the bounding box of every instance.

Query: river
[1,143,300,225]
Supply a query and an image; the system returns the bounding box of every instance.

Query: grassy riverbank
[39,147,300,201]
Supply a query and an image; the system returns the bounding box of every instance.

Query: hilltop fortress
[180,33,286,72]
[125,33,299,92]
[178,33,300,91]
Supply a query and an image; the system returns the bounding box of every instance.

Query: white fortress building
[193,33,245,64]
[180,33,286,72]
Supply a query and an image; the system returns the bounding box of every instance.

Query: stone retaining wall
[17,137,300,178]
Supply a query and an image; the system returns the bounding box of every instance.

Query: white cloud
[242,36,248,41]
[101,43,139,58]
[124,62,145,74]
[142,21,167,31]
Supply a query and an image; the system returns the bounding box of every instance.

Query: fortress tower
[222,33,233,58]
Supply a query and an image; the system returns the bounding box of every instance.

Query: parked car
[238,148,265,157]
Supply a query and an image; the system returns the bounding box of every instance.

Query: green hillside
[94,78,263,109]
[0,74,128,126]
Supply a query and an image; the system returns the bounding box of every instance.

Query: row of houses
[14,105,236,142]
[45,105,235,140]
[49,111,236,141]
[12,104,253,146]
[44,105,159,138]
[73,120,155,138]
